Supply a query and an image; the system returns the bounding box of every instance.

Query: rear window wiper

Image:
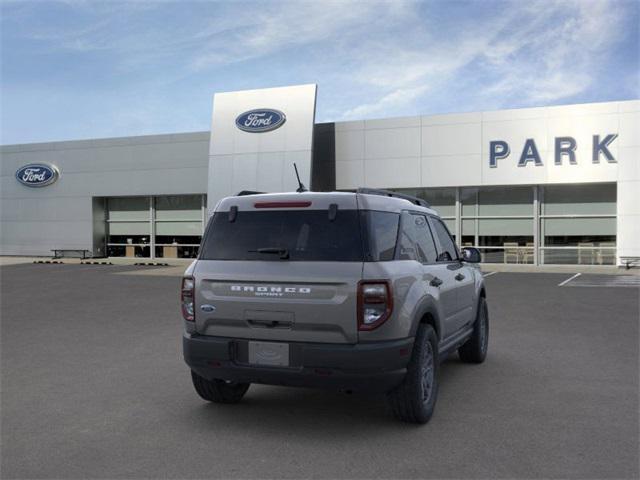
[249,247,290,260]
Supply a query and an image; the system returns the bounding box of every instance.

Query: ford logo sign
[235,109,286,133]
[15,163,60,187]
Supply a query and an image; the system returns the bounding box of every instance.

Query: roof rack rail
[236,190,265,196]
[356,188,431,208]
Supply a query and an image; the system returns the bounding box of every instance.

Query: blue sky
[1,0,638,144]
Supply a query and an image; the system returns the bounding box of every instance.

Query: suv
[182,189,488,423]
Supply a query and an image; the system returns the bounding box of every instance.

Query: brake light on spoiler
[254,201,312,208]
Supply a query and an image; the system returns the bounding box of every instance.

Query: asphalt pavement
[1,263,638,479]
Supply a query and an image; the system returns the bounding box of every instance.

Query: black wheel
[387,324,439,424]
[190,371,250,404]
[458,296,489,363]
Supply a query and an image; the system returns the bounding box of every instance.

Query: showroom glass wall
[106,195,206,259]
[394,184,616,265]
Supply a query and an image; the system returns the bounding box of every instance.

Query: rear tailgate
[194,193,364,344]
[194,261,361,343]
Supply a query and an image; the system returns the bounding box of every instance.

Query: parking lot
[1,263,638,479]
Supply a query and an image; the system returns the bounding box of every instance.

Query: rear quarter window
[361,211,400,261]
[398,212,438,263]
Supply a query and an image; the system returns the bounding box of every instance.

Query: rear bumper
[183,333,413,393]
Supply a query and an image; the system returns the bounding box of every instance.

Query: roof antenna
[293,163,308,193]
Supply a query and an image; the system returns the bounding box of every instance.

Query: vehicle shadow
[180,356,470,437]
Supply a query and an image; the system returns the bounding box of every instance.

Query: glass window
[156,221,202,236]
[543,217,616,238]
[108,222,150,236]
[420,188,456,217]
[461,219,475,247]
[542,184,616,215]
[478,186,533,216]
[107,197,151,257]
[478,218,533,237]
[476,219,534,264]
[200,210,364,262]
[542,217,616,265]
[542,247,616,265]
[107,197,149,221]
[362,211,399,261]
[540,184,616,266]
[441,218,456,239]
[460,188,477,216]
[155,195,202,220]
[393,188,456,217]
[397,213,437,263]
[430,217,458,262]
[105,195,205,259]
[478,219,534,249]
[155,195,203,259]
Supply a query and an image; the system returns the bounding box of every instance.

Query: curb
[133,262,170,267]
[81,261,113,265]
[33,260,64,264]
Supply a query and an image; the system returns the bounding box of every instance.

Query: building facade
[1,84,638,265]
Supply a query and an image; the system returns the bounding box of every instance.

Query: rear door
[193,200,363,344]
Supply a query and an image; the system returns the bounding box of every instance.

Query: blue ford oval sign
[235,109,286,133]
[15,163,60,187]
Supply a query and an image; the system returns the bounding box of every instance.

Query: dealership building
[1,84,638,266]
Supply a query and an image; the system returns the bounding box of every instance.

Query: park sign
[489,134,618,167]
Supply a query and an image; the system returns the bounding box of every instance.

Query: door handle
[455,273,465,281]
[430,277,443,287]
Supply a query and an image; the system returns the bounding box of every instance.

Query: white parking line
[483,271,498,278]
[564,276,640,288]
[558,272,581,287]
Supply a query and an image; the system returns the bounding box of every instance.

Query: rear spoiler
[236,190,265,196]
[356,188,431,208]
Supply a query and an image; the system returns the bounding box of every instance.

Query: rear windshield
[199,209,400,262]
[200,210,364,261]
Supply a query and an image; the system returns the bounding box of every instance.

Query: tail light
[181,276,195,322]
[358,280,393,331]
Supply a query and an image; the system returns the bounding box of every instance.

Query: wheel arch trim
[410,297,443,340]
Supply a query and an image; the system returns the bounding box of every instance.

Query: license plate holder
[248,341,290,367]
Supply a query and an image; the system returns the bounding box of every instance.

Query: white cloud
[337,0,631,118]
[1,0,636,143]
[477,0,627,105]
[341,85,428,119]
[188,1,414,71]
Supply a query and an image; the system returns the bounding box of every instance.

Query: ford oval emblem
[15,163,60,187]
[235,109,286,133]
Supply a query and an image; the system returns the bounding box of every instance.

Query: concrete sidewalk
[0,256,194,267]
[481,263,640,275]
[2,256,638,275]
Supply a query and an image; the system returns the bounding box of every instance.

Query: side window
[397,213,438,263]
[430,217,458,262]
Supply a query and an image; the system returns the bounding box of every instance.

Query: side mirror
[462,247,481,263]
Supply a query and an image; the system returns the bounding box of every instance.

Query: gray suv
[182,189,488,423]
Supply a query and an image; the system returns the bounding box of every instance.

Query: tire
[190,371,250,404]
[387,324,439,424]
[458,296,489,364]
